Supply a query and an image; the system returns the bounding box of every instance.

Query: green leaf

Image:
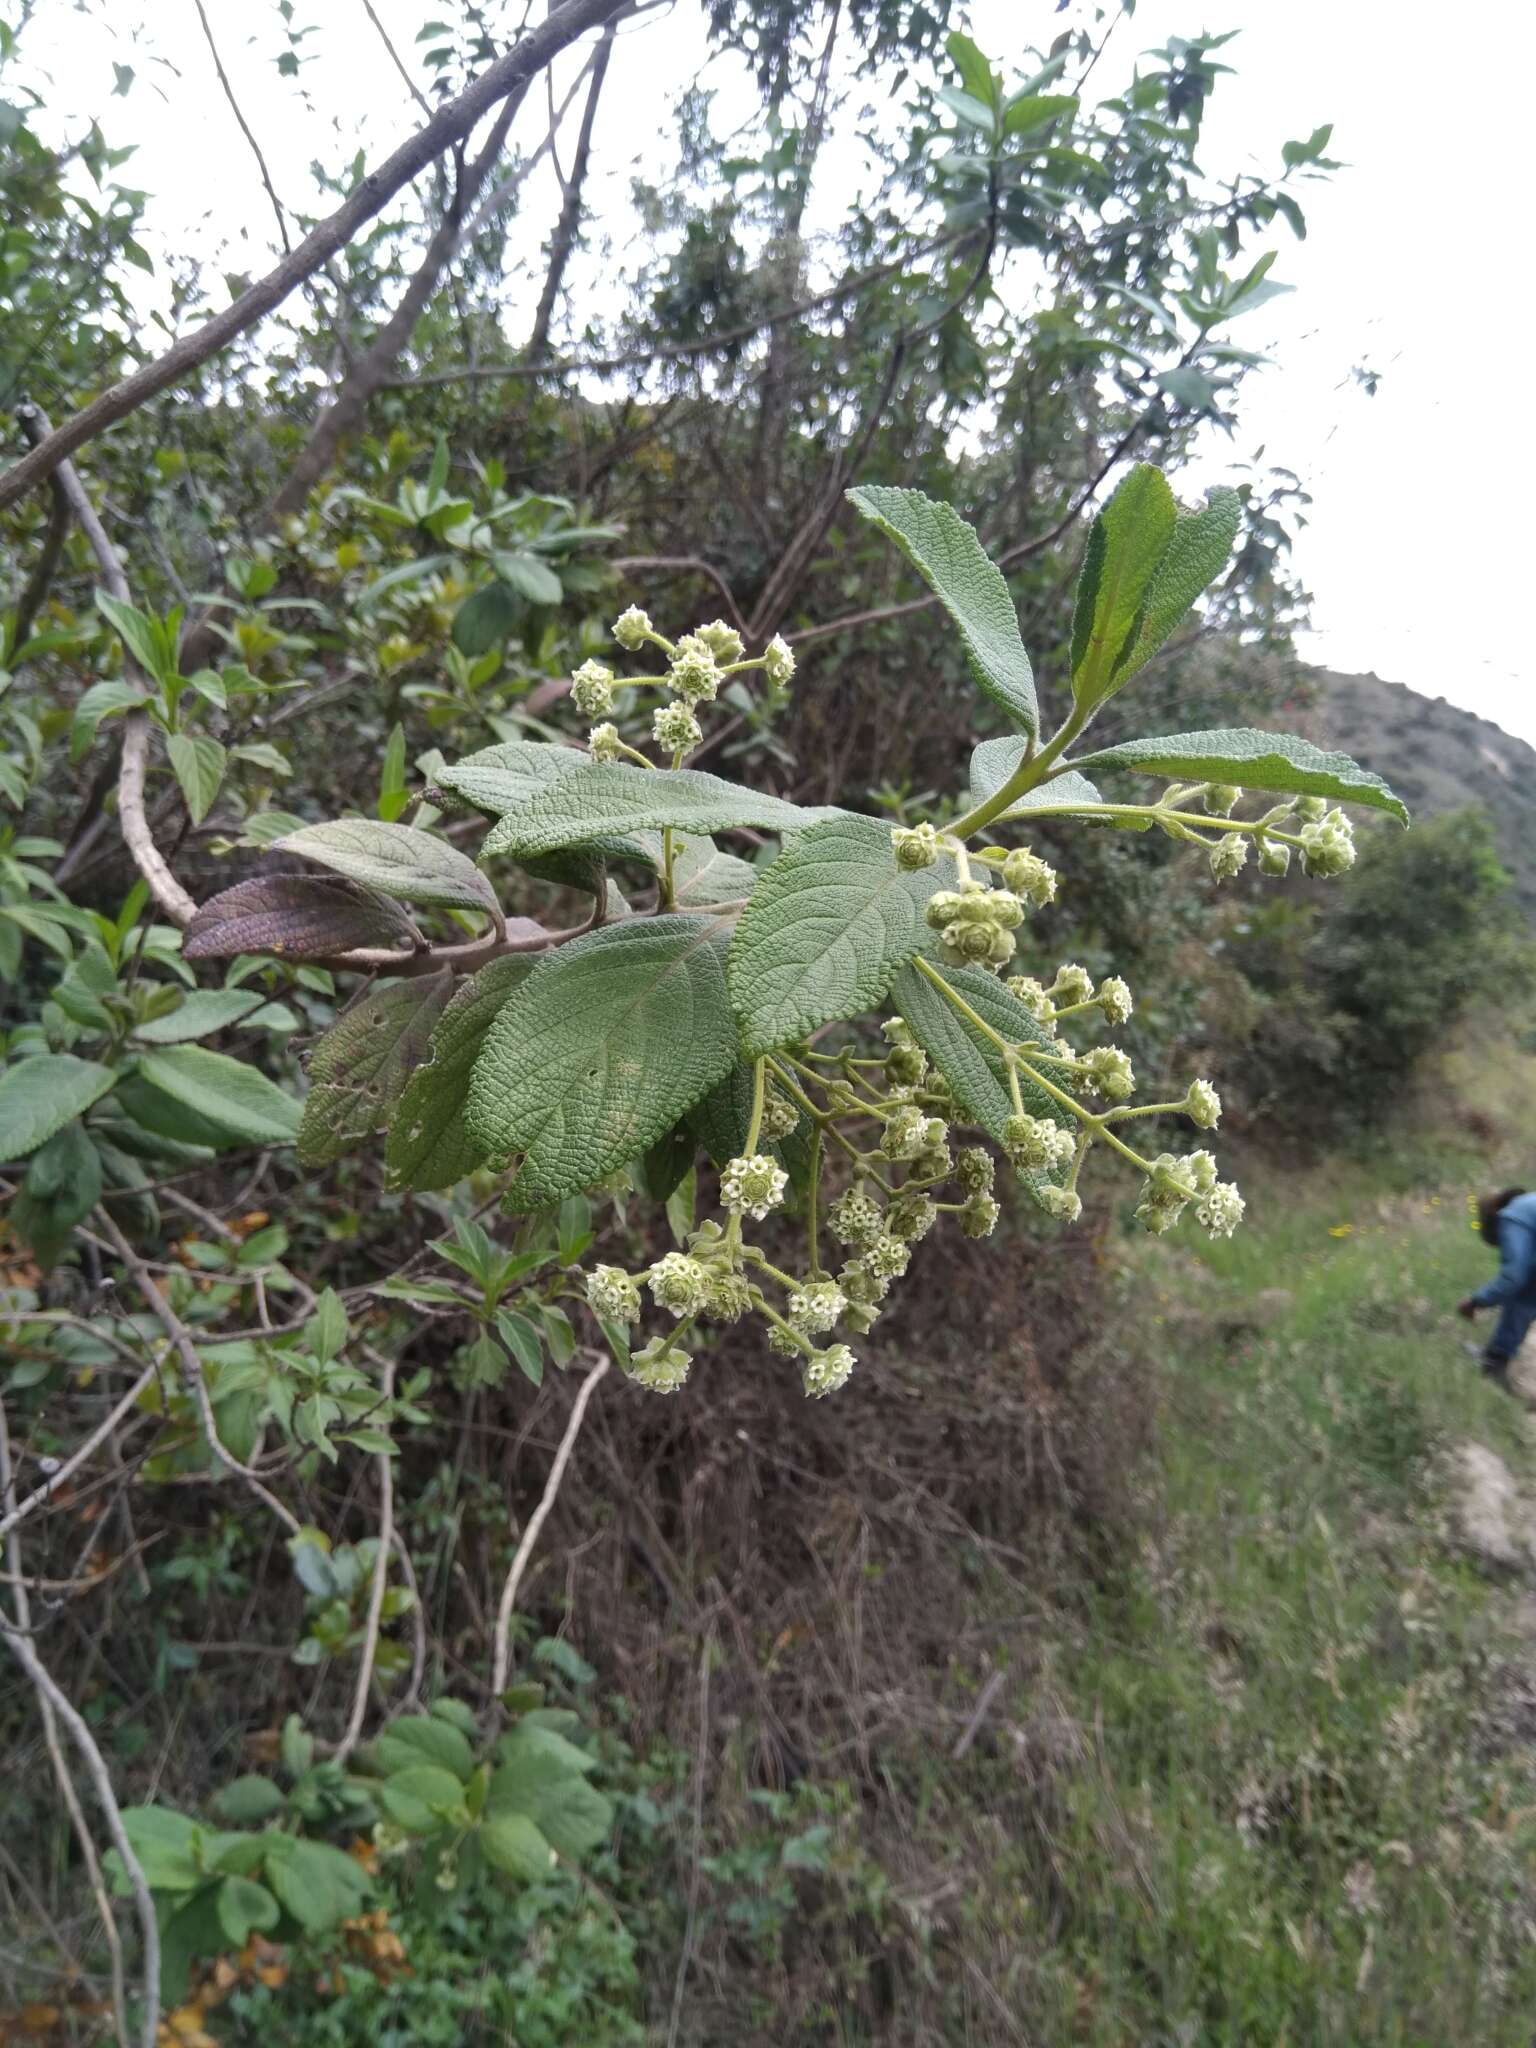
[452,580,521,655]
[671,837,758,908]
[277,819,499,917]
[435,738,595,818]
[70,678,138,760]
[209,1775,286,1826]
[385,956,534,1192]
[298,973,454,1168]
[11,1120,102,1268]
[0,1054,116,1162]
[1069,464,1177,707]
[846,486,1036,735]
[167,732,225,826]
[727,814,950,1055]
[1002,90,1077,137]
[116,1806,202,1891]
[309,1287,349,1365]
[480,1810,556,1882]
[217,1875,280,1947]
[133,990,266,1044]
[379,722,408,822]
[967,737,1101,814]
[946,30,997,106]
[518,1773,613,1863]
[495,1308,544,1386]
[540,1303,575,1367]
[134,1046,300,1146]
[476,761,839,863]
[378,1764,467,1834]
[184,873,417,961]
[95,591,164,679]
[373,1715,475,1782]
[1109,487,1242,688]
[685,1063,757,1168]
[497,552,563,606]
[889,962,1074,1210]
[261,1836,371,1932]
[1070,728,1409,823]
[468,915,737,1212]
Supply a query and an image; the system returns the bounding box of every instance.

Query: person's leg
[1484,1297,1536,1377]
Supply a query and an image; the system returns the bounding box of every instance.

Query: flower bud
[653,701,703,753]
[885,1045,928,1087]
[843,1303,881,1335]
[1001,847,1058,906]
[1006,975,1055,1023]
[1196,1181,1245,1238]
[1183,1149,1218,1192]
[1295,795,1328,824]
[838,1258,889,1306]
[1298,808,1356,877]
[959,1192,1000,1238]
[1202,783,1239,817]
[926,890,964,931]
[1096,976,1134,1026]
[880,1104,929,1161]
[612,604,653,650]
[1083,1046,1135,1102]
[694,619,744,663]
[586,1263,642,1324]
[892,822,941,870]
[648,1252,712,1318]
[588,722,621,763]
[1184,1079,1221,1130]
[1004,1113,1074,1171]
[628,1337,692,1392]
[570,659,615,718]
[886,1193,937,1243]
[1257,836,1292,877]
[1038,1185,1082,1224]
[1050,963,1093,1007]
[720,1152,789,1220]
[760,1091,800,1140]
[668,636,722,704]
[802,1343,854,1398]
[882,1016,914,1049]
[828,1190,884,1248]
[956,1146,995,1194]
[1209,832,1249,882]
[762,634,796,687]
[863,1234,911,1280]
[703,1272,753,1323]
[788,1279,847,1335]
[913,1141,953,1180]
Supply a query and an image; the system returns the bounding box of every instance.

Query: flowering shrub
[160,464,1406,1401]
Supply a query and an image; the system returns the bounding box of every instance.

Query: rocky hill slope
[1302,669,1536,917]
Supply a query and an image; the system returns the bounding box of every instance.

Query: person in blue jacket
[1459,1187,1536,1385]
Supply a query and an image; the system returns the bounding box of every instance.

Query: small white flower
[802,1343,854,1399]
[1209,832,1249,882]
[1001,847,1058,906]
[653,701,703,753]
[891,822,940,870]
[588,722,621,763]
[1083,1046,1135,1102]
[1299,807,1356,877]
[667,635,722,704]
[1096,976,1134,1026]
[586,1264,641,1324]
[1039,1185,1083,1224]
[570,659,614,718]
[828,1190,884,1247]
[693,618,744,663]
[628,1337,692,1392]
[1004,1113,1075,1172]
[1050,963,1094,1007]
[1197,1181,1246,1238]
[1005,975,1056,1023]
[788,1280,846,1335]
[959,1192,1000,1238]
[863,1234,911,1280]
[720,1152,788,1221]
[648,1252,712,1318]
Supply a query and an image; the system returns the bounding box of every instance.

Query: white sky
[19,0,1536,743]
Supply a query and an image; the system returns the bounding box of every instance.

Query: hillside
[1303,668,1536,915]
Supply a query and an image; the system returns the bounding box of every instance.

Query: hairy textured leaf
[0,1054,116,1162]
[135,1046,300,1146]
[672,836,759,908]
[385,956,533,1191]
[278,819,498,916]
[728,814,950,1055]
[184,873,417,960]
[847,486,1037,735]
[167,731,225,826]
[477,761,839,861]
[298,973,453,1167]
[685,1062,758,1168]
[968,736,1104,814]
[469,915,737,1212]
[1115,487,1241,687]
[890,962,1074,1210]
[133,990,266,1044]
[1069,464,1177,705]
[1072,728,1408,823]
[434,737,590,818]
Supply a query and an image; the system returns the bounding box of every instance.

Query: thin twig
[333,1355,397,1767]
[10,469,70,652]
[0,1361,163,1546]
[609,556,746,635]
[0,0,630,510]
[665,1626,713,2048]
[192,0,292,252]
[489,1354,610,1697]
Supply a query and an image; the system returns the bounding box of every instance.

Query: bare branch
[9,470,70,653]
[333,1354,397,1767]
[192,0,292,253]
[526,21,615,356]
[0,1359,162,1548]
[490,1353,610,1697]
[0,0,630,510]
[359,0,433,117]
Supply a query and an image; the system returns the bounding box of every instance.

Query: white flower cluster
[1133,1150,1244,1240]
[720,1152,789,1221]
[1298,805,1356,876]
[926,881,1027,971]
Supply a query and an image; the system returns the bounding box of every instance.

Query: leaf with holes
[847,486,1037,736]
[890,961,1075,1210]
[298,973,454,1167]
[385,956,533,1192]
[728,814,951,1055]
[184,874,418,961]
[1073,727,1408,823]
[277,819,499,916]
[468,916,737,1212]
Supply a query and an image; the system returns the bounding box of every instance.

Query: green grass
[961,1043,1536,2044]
